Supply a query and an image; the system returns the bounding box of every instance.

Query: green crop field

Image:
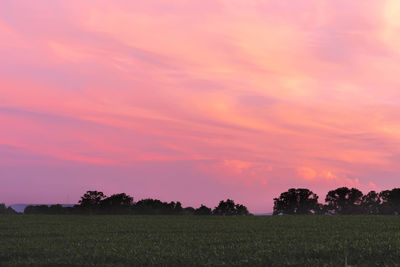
[1,215,400,266]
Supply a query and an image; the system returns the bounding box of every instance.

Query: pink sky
[1,1,400,212]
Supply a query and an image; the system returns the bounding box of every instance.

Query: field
[1,215,400,266]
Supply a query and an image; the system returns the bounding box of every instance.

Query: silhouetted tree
[79,191,106,208]
[273,188,320,215]
[380,188,400,214]
[213,199,235,215]
[0,204,16,214]
[325,187,363,214]
[174,202,183,214]
[133,199,183,215]
[134,199,163,214]
[235,204,250,215]
[194,205,212,215]
[183,207,195,215]
[314,203,329,215]
[99,193,134,214]
[0,203,7,214]
[213,199,249,215]
[101,193,133,207]
[361,191,381,214]
[168,201,183,213]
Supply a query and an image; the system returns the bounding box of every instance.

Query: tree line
[4,187,400,216]
[273,187,400,215]
[21,191,250,215]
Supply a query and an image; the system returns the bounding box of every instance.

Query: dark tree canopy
[272,187,400,215]
[15,186,400,216]
[133,199,183,215]
[361,191,381,214]
[213,199,249,215]
[380,188,400,215]
[325,187,363,215]
[98,193,134,214]
[272,187,397,215]
[101,193,133,208]
[194,205,212,215]
[235,204,249,216]
[273,188,320,215]
[0,203,16,214]
[183,207,195,215]
[79,191,107,208]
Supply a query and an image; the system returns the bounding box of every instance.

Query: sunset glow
[1,1,400,212]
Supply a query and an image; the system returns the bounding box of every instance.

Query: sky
[1,1,400,213]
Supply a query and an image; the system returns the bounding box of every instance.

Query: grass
[1,215,400,266]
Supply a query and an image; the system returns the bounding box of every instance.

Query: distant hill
[8,204,74,213]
